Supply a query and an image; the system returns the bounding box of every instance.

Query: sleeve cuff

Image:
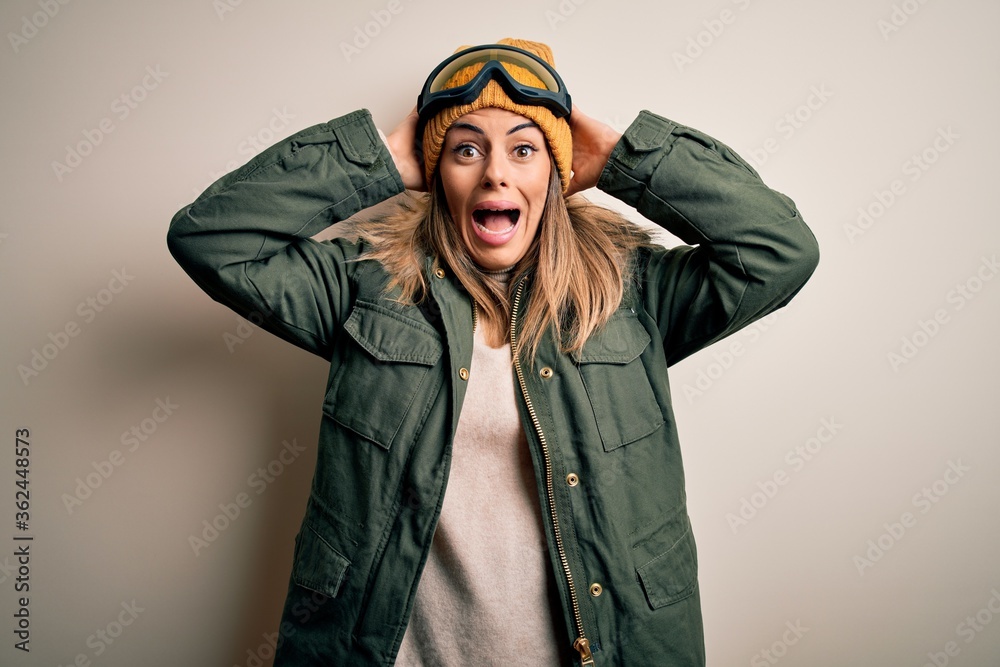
[596,111,680,209]
[325,110,405,208]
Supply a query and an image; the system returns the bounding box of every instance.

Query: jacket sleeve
[597,110,820,366]
[166,109,405,359]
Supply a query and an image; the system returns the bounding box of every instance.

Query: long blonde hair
[350,161,653,364]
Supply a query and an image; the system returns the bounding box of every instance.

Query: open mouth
[472,206,521,235]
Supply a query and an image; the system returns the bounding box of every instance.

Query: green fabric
[168,108,819,666]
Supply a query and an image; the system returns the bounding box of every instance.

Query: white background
[1,0,998,665]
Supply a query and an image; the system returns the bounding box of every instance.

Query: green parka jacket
[167,108,819,666]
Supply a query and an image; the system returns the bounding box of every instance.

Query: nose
[481,152,507,189]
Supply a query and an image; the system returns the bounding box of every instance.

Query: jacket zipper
[508,280,594,667]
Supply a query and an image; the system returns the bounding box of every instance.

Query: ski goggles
[416,44,572,132]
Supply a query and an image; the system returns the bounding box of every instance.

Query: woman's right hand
[385,106,427,192]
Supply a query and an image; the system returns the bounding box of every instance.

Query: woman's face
[438,108,552,271]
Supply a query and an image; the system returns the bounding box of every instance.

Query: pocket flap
[333,121,379,167]
[343,301,443,365]
[636,525,698,610]
[576,311,662,450]
[577,311,650,364]
[292,524,351,598]
[623,112,675,153]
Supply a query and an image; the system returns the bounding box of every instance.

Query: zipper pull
[574,637,594,666]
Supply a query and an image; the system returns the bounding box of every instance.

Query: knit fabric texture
[394,324,570,665]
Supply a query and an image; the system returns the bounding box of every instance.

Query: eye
[453,143,481,159]
[513,144,537,159]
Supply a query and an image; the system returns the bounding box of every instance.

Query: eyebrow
[450,121,540,136]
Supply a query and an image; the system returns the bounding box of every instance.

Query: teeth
[474,220,515,235]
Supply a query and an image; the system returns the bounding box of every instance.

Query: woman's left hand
[565,105,622,197]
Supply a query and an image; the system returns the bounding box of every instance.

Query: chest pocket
[324,301,443,450]
[577,310,664,452]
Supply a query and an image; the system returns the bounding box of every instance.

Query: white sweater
[395,324,570,666]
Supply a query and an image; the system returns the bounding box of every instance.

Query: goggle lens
[427,46,563,96]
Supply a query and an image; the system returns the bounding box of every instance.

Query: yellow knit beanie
[421,38,573,193]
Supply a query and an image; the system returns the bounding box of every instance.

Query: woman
[168,38,819,667]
